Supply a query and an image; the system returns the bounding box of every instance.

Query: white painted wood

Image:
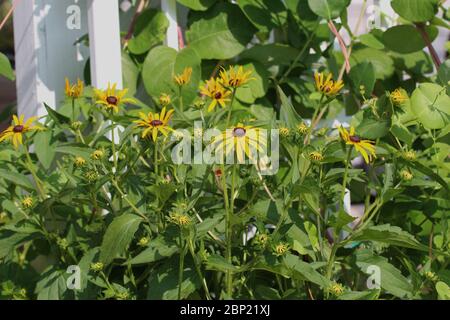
[161,0,178,50]
[13,0,89,120]
[87,0,123,89]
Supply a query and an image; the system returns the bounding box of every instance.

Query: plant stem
[188,239,212,300]
[24,146,46,200]
[325,244,338,299]
[154,141,159,176]
[225,89,237,127]
[178,86,184,112]
[220,164,232,297]
[415,23,441,70]
[111,178,148,222]
[178,233,187,300]
[341,147,353,209]
[111,122,118,174]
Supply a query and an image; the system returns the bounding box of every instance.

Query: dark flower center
[150,120,163,127]
[106,96,118,105]
[13,125,24,133]
[230,79,240,87]
[349,135,361,143]
[233,127,246,137]
[214,92,222,100]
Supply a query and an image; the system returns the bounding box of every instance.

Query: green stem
[178,86,184,112]
[178,233,187,300]
[188,239,212,300]
[225,89,237,127]
[111,122,118,174]
[341,147,353,209]
[24,146,46,200]
[325,244,338,299]
[71,98,76,123]
[111,179,148,222]
[154,141,159,176]
[220,164,232,297]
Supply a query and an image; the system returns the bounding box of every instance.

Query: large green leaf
[0,168,34,190]
[0,231,36,259]
[284,254,330,287]
[142,45,201,105]
[122,53,139,95]
[307,0,349,19]
[185,2,256,59]
[349,62,375,96]
[350,47,394,79]
[349,224,427,251]
[35,268,71,300]
[0,52,14,80]
[382,25,438,54]
[129,237,177,265]
[237,0,287,33]
[100,214,142,265]
[127,9,169,55]
[177,0,216,11]
[411,83,450,129]
[34,130,57,170]
[356,252,413,299]
[391,0,438,23]
[239,44,300,66]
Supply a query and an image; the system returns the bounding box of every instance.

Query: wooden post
[13,0,89,119]
[161,0,178,50]
[87,0,123,89]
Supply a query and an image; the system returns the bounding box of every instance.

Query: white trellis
[13,0,180,119]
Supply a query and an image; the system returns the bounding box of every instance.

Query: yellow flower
[138,237,150,247]
[134,107,174,142]
[74,156,87,167]
[403,150,416,161]
[90,149,105,161]
[159,93,171,107]
[213,123,266,163]
[94,83,136,113]
[200,78,232,112]
[65,78,84,99]
[279,127,290,138]
[274,243,289,256]
[314,72,344,96]
[90,262,104,272]
[390,88,408,106]
[309,151,324,162]
[173,67,192,86]
[400,170,413,181]
[297,122,310,135]
[169,212,191,226]
[329,282,345,296]
[338,126,376,164]
[21,197,33,209]
[0,115,42,149]
[424,271,438,282]
[219,65,253,88]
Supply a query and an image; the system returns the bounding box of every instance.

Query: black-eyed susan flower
[329,282,345,296]
[279,127,290,138]
[274,242,289,256]
[134,107,174,142]
[296,122,310,135]
[390,88,408,106]
[309,151,324,162]
[65,78,84,99]
[200,78,232,112]
[173,67,192,86]
[90,149,105,161]
[338,126,376,164]
[21,196,33,209]
[94,83,136,113]
[0,115,42,149]
[74,156,87,168]
[169,212,191,227]
[219,65,253,88]
[402,150,417,161]
[214,123,266,163]
[159,93,171,106]
[314,72,344,97]
[400,170,413,181]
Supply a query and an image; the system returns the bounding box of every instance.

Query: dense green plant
[0,0,449,300]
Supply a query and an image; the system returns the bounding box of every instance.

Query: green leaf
[351,47,394,80]
[411,83,450,129]
[391,0,438,23]
[284,254,330,287]
[205,254,241,273]
[349,224,428,251]
[122,53,139,95]
[142,45,201,105]
[436,281,450,300]
[235,62,269,104]
[307,0,350,19]
[100,214,142,265]
[382,25,438,54]
[129,237,178,265]
[357,114,391,139]
[277,85,302,128]
[0,52,14,80]
[177,0,216,11]
[409,160,449,191]
[55,143,94,160]
[35,268,71,300]
[0,168,34,190]
[338,290,380,300]
[185,2,256,59]
[0,231,36,259]
[34,130,57,170]
[237,0,287,33]
[127,9,169,55]
[44,103,71,126]
[349,62,375,95]
[359,32,384,50]
[239,44,300,66]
